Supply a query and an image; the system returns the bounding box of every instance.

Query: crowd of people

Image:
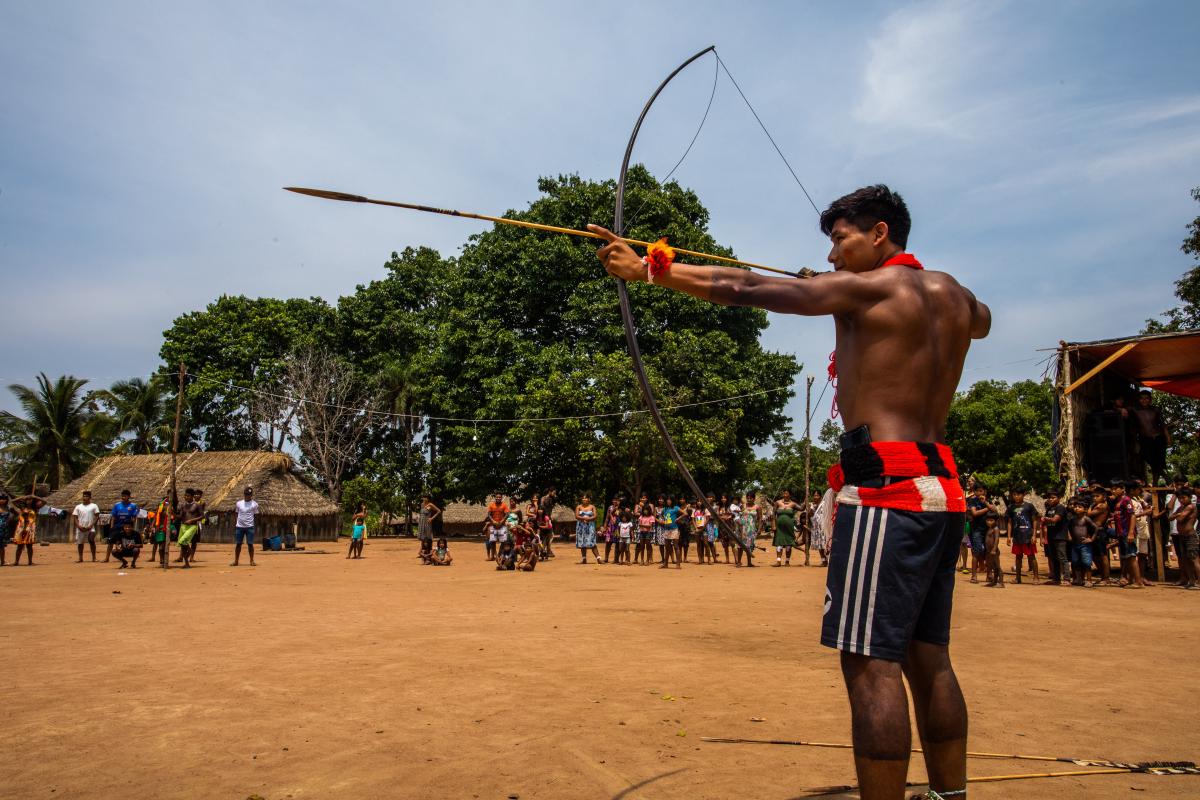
[426,488,835,571]
[4,475,1198,590]
[0,484,261,569]
[961,476,1200,589]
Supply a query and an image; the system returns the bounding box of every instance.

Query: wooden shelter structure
[40,451,341,543]
[1055,330,1200,487]
[1055,330,1200,579]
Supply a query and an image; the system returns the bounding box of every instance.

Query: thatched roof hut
[41,451,341,543]
[439,498,576,538]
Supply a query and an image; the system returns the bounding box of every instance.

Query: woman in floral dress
[575,495,600,564]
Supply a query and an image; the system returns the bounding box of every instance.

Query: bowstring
[714,52,821,217]
[765,374,831,501]
[619,53,720,237]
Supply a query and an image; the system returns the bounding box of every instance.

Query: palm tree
[93,376,173,454]
[378,361,423,448]
[1,374,102,489]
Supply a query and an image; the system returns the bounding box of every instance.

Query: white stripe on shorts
[847,507,878,652]
[836,505,864,650]
[862,509,889,656]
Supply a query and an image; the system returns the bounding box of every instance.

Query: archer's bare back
[831,267,983,443]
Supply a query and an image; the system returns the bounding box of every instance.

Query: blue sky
[2,0,1199,437]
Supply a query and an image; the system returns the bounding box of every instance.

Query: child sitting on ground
[419,536,434,564]
[516,535,539,571]
[430,537,452,566]
[495,540,516,571]
[984,512,1004,588]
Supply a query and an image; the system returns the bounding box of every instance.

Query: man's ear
[872,221,890,247]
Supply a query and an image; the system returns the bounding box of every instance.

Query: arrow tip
[284,187,369,203]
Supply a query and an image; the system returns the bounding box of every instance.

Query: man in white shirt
[232,486,259,567]
[72,490,101,562]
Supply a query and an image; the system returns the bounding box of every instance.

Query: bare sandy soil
[1,537,1197,800]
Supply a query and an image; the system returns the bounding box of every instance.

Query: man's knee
[904,639,951,672]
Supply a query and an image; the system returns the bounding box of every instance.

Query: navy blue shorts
[1117,537,1138,559]
[968,529,986,557]
[235,526,255,545]
[1070,542,1092,568]
[821,505,964,662]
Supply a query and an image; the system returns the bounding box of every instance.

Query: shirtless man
[1170,490,1198,589]
[592,184,990,799]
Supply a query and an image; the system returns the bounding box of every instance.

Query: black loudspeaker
[1084,410,1127,483]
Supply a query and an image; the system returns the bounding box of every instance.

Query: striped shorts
[820,504,964,662]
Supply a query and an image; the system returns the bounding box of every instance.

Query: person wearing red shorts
[592,184,991,800]
[1005,486,1040,584]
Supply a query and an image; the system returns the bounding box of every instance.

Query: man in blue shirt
[106,489,139,563]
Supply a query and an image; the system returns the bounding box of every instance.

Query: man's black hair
[819,185,912,249]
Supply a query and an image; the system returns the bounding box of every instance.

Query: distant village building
[439,500,576,538]
[40,451,341,543]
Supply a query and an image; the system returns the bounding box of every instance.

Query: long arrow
[700,738,1099,762]
[284,186,814,279]
[799,763,1200,797]
[701,736,1196,766]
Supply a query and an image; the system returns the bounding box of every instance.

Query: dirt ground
[2,537,1197,800]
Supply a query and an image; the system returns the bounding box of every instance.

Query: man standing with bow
[591,184,991,800]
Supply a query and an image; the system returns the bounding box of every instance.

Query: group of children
[962,479,1200,589]
[583,490,823,569]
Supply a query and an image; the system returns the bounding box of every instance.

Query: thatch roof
[44,451,339,517]
[440,498,575,524]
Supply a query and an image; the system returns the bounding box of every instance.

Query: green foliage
[946,379,1056,491]
[159,295,336,450]
[0,374,106,489]
[420,169,800,501]
[92,376,174,454]
[340,443,427,527]
[751,419,842,499]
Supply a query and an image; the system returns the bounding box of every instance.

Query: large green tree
[154,169,800,506]
[945,379,1056,491]
[0,374,105,489]
[159,295,336,450]
[420,169,800,501]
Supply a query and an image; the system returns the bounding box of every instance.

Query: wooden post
[803,375,813,566]
[167,361,185,569]
[1058,343,1078,490]
[1149,489,1164,581]
[1063,341,1138,396]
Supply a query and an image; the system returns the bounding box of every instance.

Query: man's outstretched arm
[588,225,879,316]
